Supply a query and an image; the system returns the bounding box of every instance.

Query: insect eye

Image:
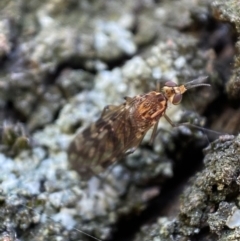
[172,93,182,105]
[165,81,177,87]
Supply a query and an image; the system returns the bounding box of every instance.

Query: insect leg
[98,161,124,190]
[101,105,118,117]
[150,121,159,144]
[125,147,137,155]
[163,113,177,127]
[164,113,191,127]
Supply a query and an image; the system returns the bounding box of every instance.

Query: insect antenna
[180,122,228,137]
[184,76,210,89]
[181,76,223,144]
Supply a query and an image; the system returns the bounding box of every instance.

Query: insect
[68,76,210,180]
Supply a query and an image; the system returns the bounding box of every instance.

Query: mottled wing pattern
[68,98,146,180]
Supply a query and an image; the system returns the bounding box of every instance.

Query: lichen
[212,0,240,100]
[0,0,237,240]
[135,135,240,241]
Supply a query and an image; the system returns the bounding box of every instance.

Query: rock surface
[0,0,239,241]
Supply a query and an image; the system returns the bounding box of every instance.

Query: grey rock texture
[0,0,239,241]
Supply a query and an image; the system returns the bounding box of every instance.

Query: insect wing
[68,99,145,179]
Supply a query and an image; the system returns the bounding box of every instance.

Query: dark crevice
[43,57,98,86]
[43,53,135,86]
[182,9,237,56]
[204,92,228,123]
[203,91,240,135]
[2,101,28,123]
[192,226,218,241]
[109,136,206,241]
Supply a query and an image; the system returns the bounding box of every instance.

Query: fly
[68,76,210,179]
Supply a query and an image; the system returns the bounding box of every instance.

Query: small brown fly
[68,76,210,179]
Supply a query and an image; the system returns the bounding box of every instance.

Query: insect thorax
[133,91,167,125]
